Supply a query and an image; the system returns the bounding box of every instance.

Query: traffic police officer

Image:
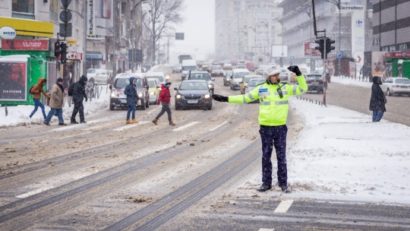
[212,66,307,193]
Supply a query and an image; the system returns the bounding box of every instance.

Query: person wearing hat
[44,78,66,126]
[152,78,176,126]
[212,66,307,193]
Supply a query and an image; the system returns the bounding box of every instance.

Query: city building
[215,0,282,64]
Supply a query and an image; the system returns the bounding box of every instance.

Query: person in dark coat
[124,77,138,124]
[369,76,387,122]
[152,81,175,126]
[70,75,88,124]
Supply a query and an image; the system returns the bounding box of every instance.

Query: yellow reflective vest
[228,75,307,126]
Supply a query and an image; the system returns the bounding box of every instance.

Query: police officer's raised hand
[288,65,302,76]
[212,94,228,102]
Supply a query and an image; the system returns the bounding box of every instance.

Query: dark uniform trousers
[259,125,288,187]
[71,100,85,122]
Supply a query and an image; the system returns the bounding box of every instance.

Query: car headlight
[208,84,212,89]
[111,92,117,97]
[176,94,182,99]
[150,92,155,95]
[204,94,210,99]
[138,93,143,98]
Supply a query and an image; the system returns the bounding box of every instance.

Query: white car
[381,77,410,96]
[145,72,166,85]
[230,68,250,90]
[87,68,110,85]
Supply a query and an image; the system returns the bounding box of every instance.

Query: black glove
[212,94,228,102]
[288,65,302,76]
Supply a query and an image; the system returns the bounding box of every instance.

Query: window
[12,0,34,19]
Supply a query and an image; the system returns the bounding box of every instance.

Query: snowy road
[1,74,410,230]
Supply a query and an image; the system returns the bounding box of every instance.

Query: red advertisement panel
[1,39,49,51]
[0,61,27,101]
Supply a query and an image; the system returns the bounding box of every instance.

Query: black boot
[280,185,291,193]
[257,184,271,192]
[71,119,78,124]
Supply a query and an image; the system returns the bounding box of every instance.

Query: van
[109,73,150,110]
[181,59,197,80]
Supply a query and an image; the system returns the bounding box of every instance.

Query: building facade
[215,0,282,64]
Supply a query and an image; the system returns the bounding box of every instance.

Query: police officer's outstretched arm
[212,87,260,104]
[287,65,308,96]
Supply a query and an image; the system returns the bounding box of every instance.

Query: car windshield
[248,78,265,87]
[395,79,410,84]
[114,78,129,88]
[87,69,96,74]
[180,81,208,90]
[182,66,196,71]
[233,72,249,79]
[244,76,260,83]
[147,76,164,83]
[189,73,211,81]
[307,75,322,80]
[148,80,157,88]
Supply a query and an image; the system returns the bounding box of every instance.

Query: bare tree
[144,0,183,65]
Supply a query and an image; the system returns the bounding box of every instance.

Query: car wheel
[110,105,114,110]
[141,99,146,110]
[146,98,150,108]
[208,104,212,110]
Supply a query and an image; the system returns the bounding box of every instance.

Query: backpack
[68,83,74,96]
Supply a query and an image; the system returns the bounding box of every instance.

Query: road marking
[274,200,293,214]
[51,124,86,132]
[113,121,150,131]
[209,121,228,132]
[57,131,92,140]
[258,229,275,231]
[16,187,54,199]
[172,121,200,132]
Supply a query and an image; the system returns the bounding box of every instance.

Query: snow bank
[288,99,410,204]
[0,86,110,127]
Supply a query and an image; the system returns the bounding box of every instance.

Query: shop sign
[1,39,49,51]
[0,26,17,40]
[67,52,82,60]
[384,51,410,59]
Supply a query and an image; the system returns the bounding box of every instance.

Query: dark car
[306,73,324,93]
[186,71,215,94]
[109,73,150,110]
[174,80,212,110]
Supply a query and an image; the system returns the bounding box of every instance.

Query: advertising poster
[101,0,112,18]
[371,52,387,78]
[0,61,27,101]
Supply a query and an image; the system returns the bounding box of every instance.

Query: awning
[0,17,54,38]
[86,52,104,60]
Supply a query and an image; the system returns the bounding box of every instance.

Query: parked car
[186,70,215,94]
[109,73,150,110]
[306,73,325,93]
[87,68,110,85]
[145,72,166,85]
[230,68,250,90]
[381,77,410,96]
[240,74,263,94]
[174,80,212,110]
[147,78,160,104]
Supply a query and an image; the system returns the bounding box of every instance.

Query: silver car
[381,77,410,96]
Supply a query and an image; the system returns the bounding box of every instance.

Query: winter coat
[72,75,87,102]
[369,77,387,112]
[30,78,48,100]
[158,84,171,105]
[48,83,64,109]
[124,77,138,105]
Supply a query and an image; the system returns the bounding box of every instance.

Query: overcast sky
[170,0,215,63]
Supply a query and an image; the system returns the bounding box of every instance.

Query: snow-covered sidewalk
[331,76,372,88]
[0,86,110,127]
[287,99,410,204]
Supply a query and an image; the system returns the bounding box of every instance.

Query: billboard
[304,42,321,57]
[371,52,387,78]
[271,45,288,58]
[0,61,27,101]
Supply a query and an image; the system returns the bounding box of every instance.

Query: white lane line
[273,200,293,214]
[57,131,92,140]
[113,121,150,131]
[16,171,92,199]
[172,121,200,132]
[209,121,228,132]
[258,229,275,231]
[51,124,86,132]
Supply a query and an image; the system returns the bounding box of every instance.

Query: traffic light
[326,37,336,58]
[315,37,325,59]
[60,42,67,64]
[54,41,61,59]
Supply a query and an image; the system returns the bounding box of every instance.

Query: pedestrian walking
[212,66,308,193]
[29,78,49,121]
[152,80,175,126]
[70,75,88,124]
[124,77,138,124]
[44,78,66,126]
[369,76,387,122]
